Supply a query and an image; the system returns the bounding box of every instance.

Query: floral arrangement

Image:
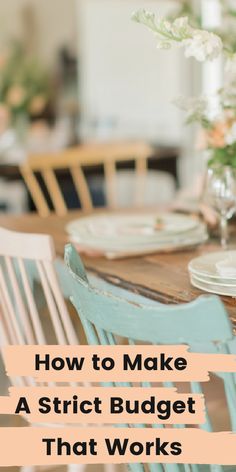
[132,9,223,61]
[132,2,236,168]
[0,42,50,130]
[174,93,236,167]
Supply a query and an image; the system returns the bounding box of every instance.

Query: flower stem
[220,215,228,249]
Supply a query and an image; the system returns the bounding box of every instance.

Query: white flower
[171,17,192,36]
[173,96,208,114]
[225,122,236,145]
[173,17,189,29]
[184,30,223,62]
[132,9,222,62]
[132,9,192,44]
[131,9,156,31]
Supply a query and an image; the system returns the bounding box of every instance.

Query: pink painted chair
[0,226,116,472]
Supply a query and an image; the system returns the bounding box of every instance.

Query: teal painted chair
[65,244,236,472]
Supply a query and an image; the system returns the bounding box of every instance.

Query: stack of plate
[189,251,236,297]
[66,212,208,259]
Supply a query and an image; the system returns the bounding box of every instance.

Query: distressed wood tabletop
[0,210,236,327]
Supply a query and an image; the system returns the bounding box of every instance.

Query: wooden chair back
[20,141,153,216]
[0,227,79,387]
[65,243,235,472]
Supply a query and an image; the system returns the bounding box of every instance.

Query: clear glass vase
[201,165,236,248]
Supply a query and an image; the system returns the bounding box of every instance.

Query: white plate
[190,275,236,297]
[71,226,208,256]
[189,251,236,281]
[66,213,199,247]
[70,226,207,251]
[189,271,236,287]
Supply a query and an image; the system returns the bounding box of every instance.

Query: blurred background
[0,0,205,214]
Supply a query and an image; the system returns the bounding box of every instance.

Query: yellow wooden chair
[20,141,175,216]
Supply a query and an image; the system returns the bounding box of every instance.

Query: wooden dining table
[1,209,236,329]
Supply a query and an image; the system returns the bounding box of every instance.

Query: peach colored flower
[7,85,26,107]
[29,95,47,115]
[206,121,229,148]
[196,129,208,150]
[224,109,235,121]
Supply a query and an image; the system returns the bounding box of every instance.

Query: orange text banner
[0,427,236,466]
[0,387,205,424]
[3,345,236,382]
